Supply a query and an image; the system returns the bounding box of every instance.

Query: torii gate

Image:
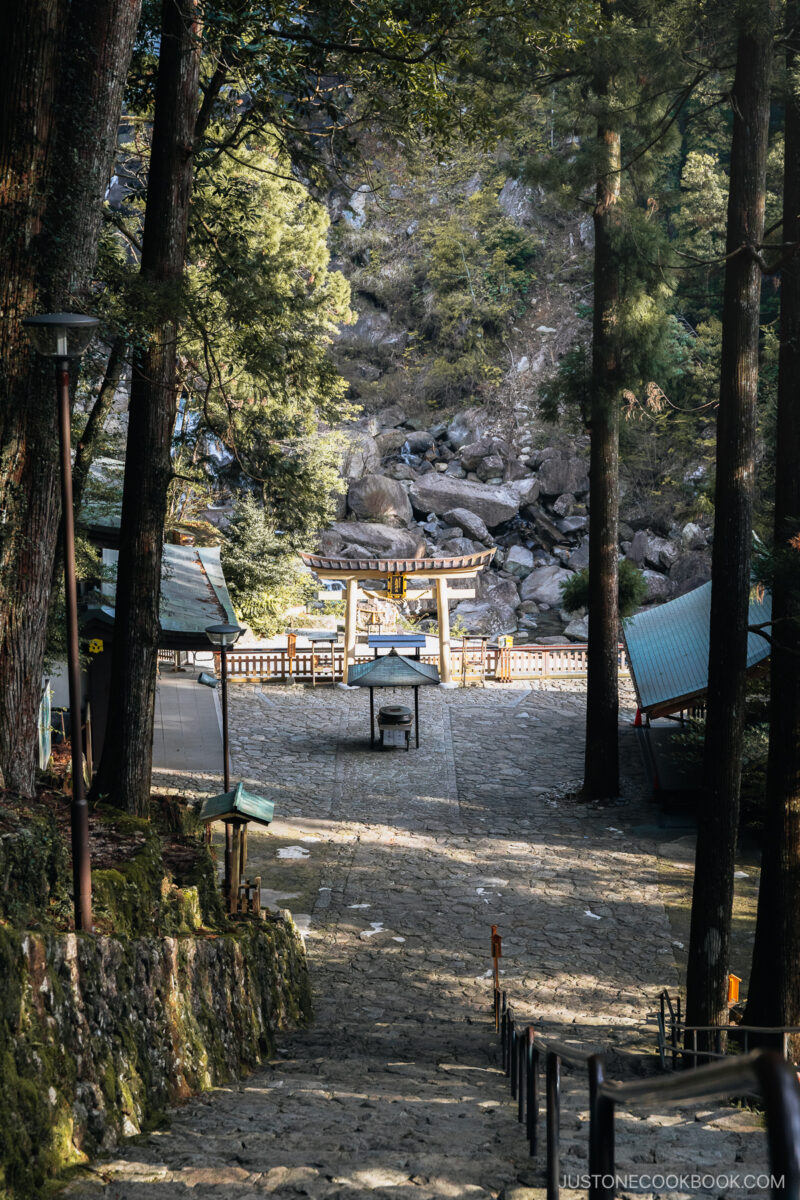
[299,548,495,685]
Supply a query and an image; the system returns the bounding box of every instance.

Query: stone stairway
[64,684,772,1199]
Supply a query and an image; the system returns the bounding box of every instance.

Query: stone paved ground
[67,680,769,1200]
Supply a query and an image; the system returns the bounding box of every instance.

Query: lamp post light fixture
[204,623,244,907]
[22,312,100,933]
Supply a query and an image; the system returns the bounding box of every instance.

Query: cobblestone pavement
[68,680,768,1200]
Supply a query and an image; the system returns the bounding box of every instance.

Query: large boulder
[568,540,590,571]
[438,537,485,557]
[409,473,519,529]
[446,407,491,449]
[505,545,534,577]
[507,477,541,507]
[668,551,712,596]
[452,573,519,635]
[477,454,505,481]
[631,531,680,571]
[442,507,492,544]
[375,430,411,457]
[642,569,676,603]
[341,431,380,481]
[320,522,425,559]
[536,455,590,497]
[519,565,574,606]
[564,614,589,641]
[681,521,708,550]
[375,404,406,429]
[346,474,413,524]
[459,437,497,472]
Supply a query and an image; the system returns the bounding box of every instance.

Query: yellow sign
[88,638,104,655]
[497,635,513,647]
[386,573,407,600]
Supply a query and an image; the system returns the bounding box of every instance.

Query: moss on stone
[0,920,310,1199]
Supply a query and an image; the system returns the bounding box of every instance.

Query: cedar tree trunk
[0,0,141,795]
[745,0,800,1054]
[584,115,621,801]
[686,18,773,1035]
[92,0,200,815]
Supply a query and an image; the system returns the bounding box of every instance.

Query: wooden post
[435,576,452,684]
[344,577,358,683]
[229,822,243,911]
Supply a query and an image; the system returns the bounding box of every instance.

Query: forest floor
[65,678,769,1200]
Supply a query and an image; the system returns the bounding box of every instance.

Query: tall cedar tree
[685,8,773,1035]
[584,58,622,801]
[745,0,800,1051]
[0,0,141,796]
[92,0,201,814]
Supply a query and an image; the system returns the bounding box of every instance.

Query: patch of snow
[277,846,310,859]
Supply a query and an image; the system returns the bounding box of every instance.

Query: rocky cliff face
[319,403,712,640]
[318,154,714,638]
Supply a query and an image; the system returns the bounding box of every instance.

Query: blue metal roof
[624,582,771,715]
[100,544,237,636]
[368,634,427,648]
[349,649,440,688]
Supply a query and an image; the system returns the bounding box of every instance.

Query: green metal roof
[623,582,771,716]
[198,782,275,827]
[99,544,237,639]
[348,649,440,688]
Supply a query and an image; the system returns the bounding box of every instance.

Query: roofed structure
[90,544,238,650]
[300,548,495,576]
[623,581,771,718]
[348,650,440,688]
[298,548,495,685]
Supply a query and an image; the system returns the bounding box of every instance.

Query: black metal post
[414,684,419,747]
[546,1052,560,1200]
[511,1026,518,1097]
[518,1033,526,1123]
[57,359,92,932]
[527,1031,538,1157]
[588,1054,615,1200]
[753,1052,800,1198]
[220,643,230,792]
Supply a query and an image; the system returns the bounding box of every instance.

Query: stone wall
[0,916,311,1198]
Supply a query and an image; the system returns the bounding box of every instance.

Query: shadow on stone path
[66,682,769,1199]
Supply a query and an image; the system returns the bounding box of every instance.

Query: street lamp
[22,312,100,933]
[204,623,243,908]
[204,623,243,792]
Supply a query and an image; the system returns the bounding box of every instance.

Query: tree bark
[72,336,128,520]
[0,0,141,795]
[744,0,800,1055]
[583,114,621,800]
[92,0,200,815]
[686,16,773,1035]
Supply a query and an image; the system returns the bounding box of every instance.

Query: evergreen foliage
[220,494,316,636]
[559,559,647,620]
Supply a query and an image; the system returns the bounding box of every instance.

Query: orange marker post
[727,973,741,1004]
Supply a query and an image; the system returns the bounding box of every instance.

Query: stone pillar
[435,576,452,684]
[344,577,359,683]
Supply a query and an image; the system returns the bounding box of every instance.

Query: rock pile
[321,405,712,641]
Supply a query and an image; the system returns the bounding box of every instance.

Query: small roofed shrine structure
[348,649,440,748]
[298,548,495,684]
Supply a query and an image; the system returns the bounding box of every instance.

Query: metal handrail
[657,988,800,1067]
[494,970,800,1200]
